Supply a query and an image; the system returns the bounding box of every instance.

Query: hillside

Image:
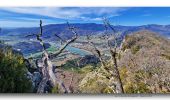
[0,44,32,93]
[78,30,170,93]
[119,30,170,93]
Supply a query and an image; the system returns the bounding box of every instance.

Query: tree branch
[52,22,78,58]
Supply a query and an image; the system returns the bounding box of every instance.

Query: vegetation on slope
[0,46,32,93]
[78,30,170,93]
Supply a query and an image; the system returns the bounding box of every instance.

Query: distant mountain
[1,23,170,39]
[0,28,1,34]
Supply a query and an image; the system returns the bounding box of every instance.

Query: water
[0,35,91,58]
[66,46,91,57]
[54,43,91,57]
[25,42,91,58]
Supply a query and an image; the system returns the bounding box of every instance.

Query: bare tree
[27,20,78,93]
[86,18,124,93]
[103,18,124,93]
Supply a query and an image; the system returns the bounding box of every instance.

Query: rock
[24,58,38,73]
[33,72,42,83]
[26,71,42,92]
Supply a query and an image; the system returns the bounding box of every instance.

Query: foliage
[78,31,170,94]
[161,53,170,60]
[131,45,140,54]
[79,65,95,74]
[119,66,151,93]
[51,84,59,93]
[124,82,151,93]
[60,58,81,73]
[61,58,97,74]
[102,86,114,94]
[78,71,109,93]
[0,47,32,93]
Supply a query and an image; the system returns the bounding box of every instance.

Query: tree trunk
[35,20,77,93]
[110,48,124,93]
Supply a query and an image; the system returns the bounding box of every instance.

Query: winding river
[24,42,92,58]
[53,42,92,57]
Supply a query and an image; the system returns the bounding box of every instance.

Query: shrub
[124,82,151,93]
[51,84,59,93]
[78,71,110,93]
[0,47,32,93]
[80,65,94,74]
[131,45,140,54]
[161,53,170,60]
[102,86,114,94]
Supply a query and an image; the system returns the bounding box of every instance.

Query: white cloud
[1,7,127,20]
[93,18,103,21]
[1,7,79,18]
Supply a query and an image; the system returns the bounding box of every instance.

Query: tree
[27,20,78,93]
[0,46,32,93]
[86,18,124,93]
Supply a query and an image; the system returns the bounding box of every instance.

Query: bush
[0,47,32,93]
[51,84,59,93]
[102,86,114,93]
[131,45,140,54]
[161,53,170,60]
[124,82,151,93]
[80,65,94,74]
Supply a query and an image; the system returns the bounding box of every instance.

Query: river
[24,42,92,58]
[52,42,92,57]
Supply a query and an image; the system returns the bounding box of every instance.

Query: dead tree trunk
[110,48,124,93]
[104,18,124,93]
[35,20,67,93]
[27,20,77,93]
[86,35,111,75]
[86,18,124,93]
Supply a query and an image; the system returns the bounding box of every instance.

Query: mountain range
[0,23,170,39]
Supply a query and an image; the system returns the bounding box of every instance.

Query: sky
[1,7,170,27]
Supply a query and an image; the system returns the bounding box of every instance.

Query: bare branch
[54,34,66,43]
[103,19,124,93]
[103,18,116,33]
[52,22,78,58]
[35,20,68,93]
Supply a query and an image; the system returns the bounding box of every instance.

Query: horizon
[1,7,170,27]
[2,22,170,29]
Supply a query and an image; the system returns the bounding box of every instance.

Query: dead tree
[103,18,124,93]
[26,20,78,93]
[86,35,111,76]
[86,18,124,93]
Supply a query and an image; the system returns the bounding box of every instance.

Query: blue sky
[1,7,170,27]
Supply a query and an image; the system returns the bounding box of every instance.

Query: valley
[0,23,170,93]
